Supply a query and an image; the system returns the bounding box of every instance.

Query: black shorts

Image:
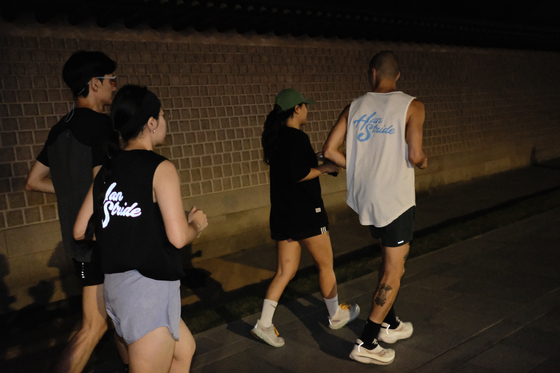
[72,243,104,287]
[271,225,329,241]
[368,206,415,247]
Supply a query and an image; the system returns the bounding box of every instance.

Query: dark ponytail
[261,104,297,164]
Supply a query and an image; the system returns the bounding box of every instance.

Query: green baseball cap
[274,88,316,111]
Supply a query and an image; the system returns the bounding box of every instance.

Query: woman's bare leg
[169,319,196,373]
[265,240,302,302]
[128,327,175,373]
[302,232,337,299]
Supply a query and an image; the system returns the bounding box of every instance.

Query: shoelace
[340,303,351,310]
[273,326,280,337]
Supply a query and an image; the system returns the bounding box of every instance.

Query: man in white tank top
[323,51,427,365]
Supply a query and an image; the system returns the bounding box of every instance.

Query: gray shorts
[104,270,181,345]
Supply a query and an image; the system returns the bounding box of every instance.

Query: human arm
[153,160,208,248]
[73,184,94,240]
[25,161,55,194]
[298,161,339,182]
[322,105,350,168]
[405,99,428,169]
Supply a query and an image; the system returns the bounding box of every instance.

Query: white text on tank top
[102,182,142,228]
[346,91,416,227]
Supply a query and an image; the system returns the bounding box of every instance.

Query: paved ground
[192,207,560,373]
[1,159,560,372]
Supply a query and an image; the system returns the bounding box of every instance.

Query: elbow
[73,227,84,241]
[168,233,189,249]
[323,147,336,161]
[25,180,35,191]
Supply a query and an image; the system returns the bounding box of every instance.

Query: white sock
[324,294,339,319]
[260,299,278,328]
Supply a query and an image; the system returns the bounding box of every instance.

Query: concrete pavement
[191,207,560,372]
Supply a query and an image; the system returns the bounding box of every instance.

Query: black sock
[359,319,381,348]
[383,306,399,329]
[123,364,129,372]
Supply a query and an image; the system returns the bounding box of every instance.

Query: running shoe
[328,303,360,330]
[378,316,413,344]
[251,319,285,347]
[349,339,395,365]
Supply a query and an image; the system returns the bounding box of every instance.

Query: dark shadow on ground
[283,297,356,361]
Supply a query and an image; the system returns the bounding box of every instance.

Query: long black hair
[261,104,298,164]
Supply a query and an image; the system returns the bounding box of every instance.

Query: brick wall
[1,21,559,311]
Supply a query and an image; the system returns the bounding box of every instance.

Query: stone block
[4,221,62,257]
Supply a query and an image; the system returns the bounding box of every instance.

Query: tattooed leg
[369,243,409,323]
[374,283,393,307]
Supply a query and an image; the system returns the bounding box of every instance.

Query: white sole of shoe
[349,352,395,365]
[378,325,413,344]
[251,328,285,348]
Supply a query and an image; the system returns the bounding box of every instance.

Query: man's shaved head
[369,51,400,80]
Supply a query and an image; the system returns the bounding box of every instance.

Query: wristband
[189,221,202,238]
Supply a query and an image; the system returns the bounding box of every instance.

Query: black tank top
[93,150,184,281]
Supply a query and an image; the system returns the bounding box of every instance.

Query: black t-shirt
[269,126,328,234]
[93,150,184,281]
[37,108,115,262]
[37,108,114,168]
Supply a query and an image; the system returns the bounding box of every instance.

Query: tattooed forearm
[374,283,393,306]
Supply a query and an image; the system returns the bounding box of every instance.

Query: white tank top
[346,91,416,227]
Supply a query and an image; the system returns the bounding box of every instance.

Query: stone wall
[1,20,559,311]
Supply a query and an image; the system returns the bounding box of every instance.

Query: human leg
[265,240,302,302]
[350,243,408,364]
[253,240,301,347]
[169,319,196,373]
[114,330,129,369]
[54,284,108,373]
[369,243,409,323]
[301,232,337,299]
[302,232,360,328]
[128,327,175,373]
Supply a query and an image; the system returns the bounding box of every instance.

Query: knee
[81,315,108,338]
[380,267,404,286]
[276,266,297,281]
[314,258,334,272]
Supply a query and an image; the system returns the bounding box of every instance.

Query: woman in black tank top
[74,85,208,372]
[251,89,360,348]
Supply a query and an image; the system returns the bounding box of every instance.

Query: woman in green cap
[251,88,360,347]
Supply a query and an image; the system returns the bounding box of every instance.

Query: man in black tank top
[25,51,127,373]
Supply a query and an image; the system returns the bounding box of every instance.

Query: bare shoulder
[407,98,425,123]
[154,160,179,181]
[408,99,425,113]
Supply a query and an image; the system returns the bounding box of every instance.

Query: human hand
[188,206,208,234]
[418,157,428,169]
[321,160,339,175]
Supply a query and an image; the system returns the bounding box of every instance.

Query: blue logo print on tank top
[354,113,395,142]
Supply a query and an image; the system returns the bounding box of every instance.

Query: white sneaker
[251,319,285,347]
[349,339,395,365]
[378,317,413,343]
[328,303,361,330]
